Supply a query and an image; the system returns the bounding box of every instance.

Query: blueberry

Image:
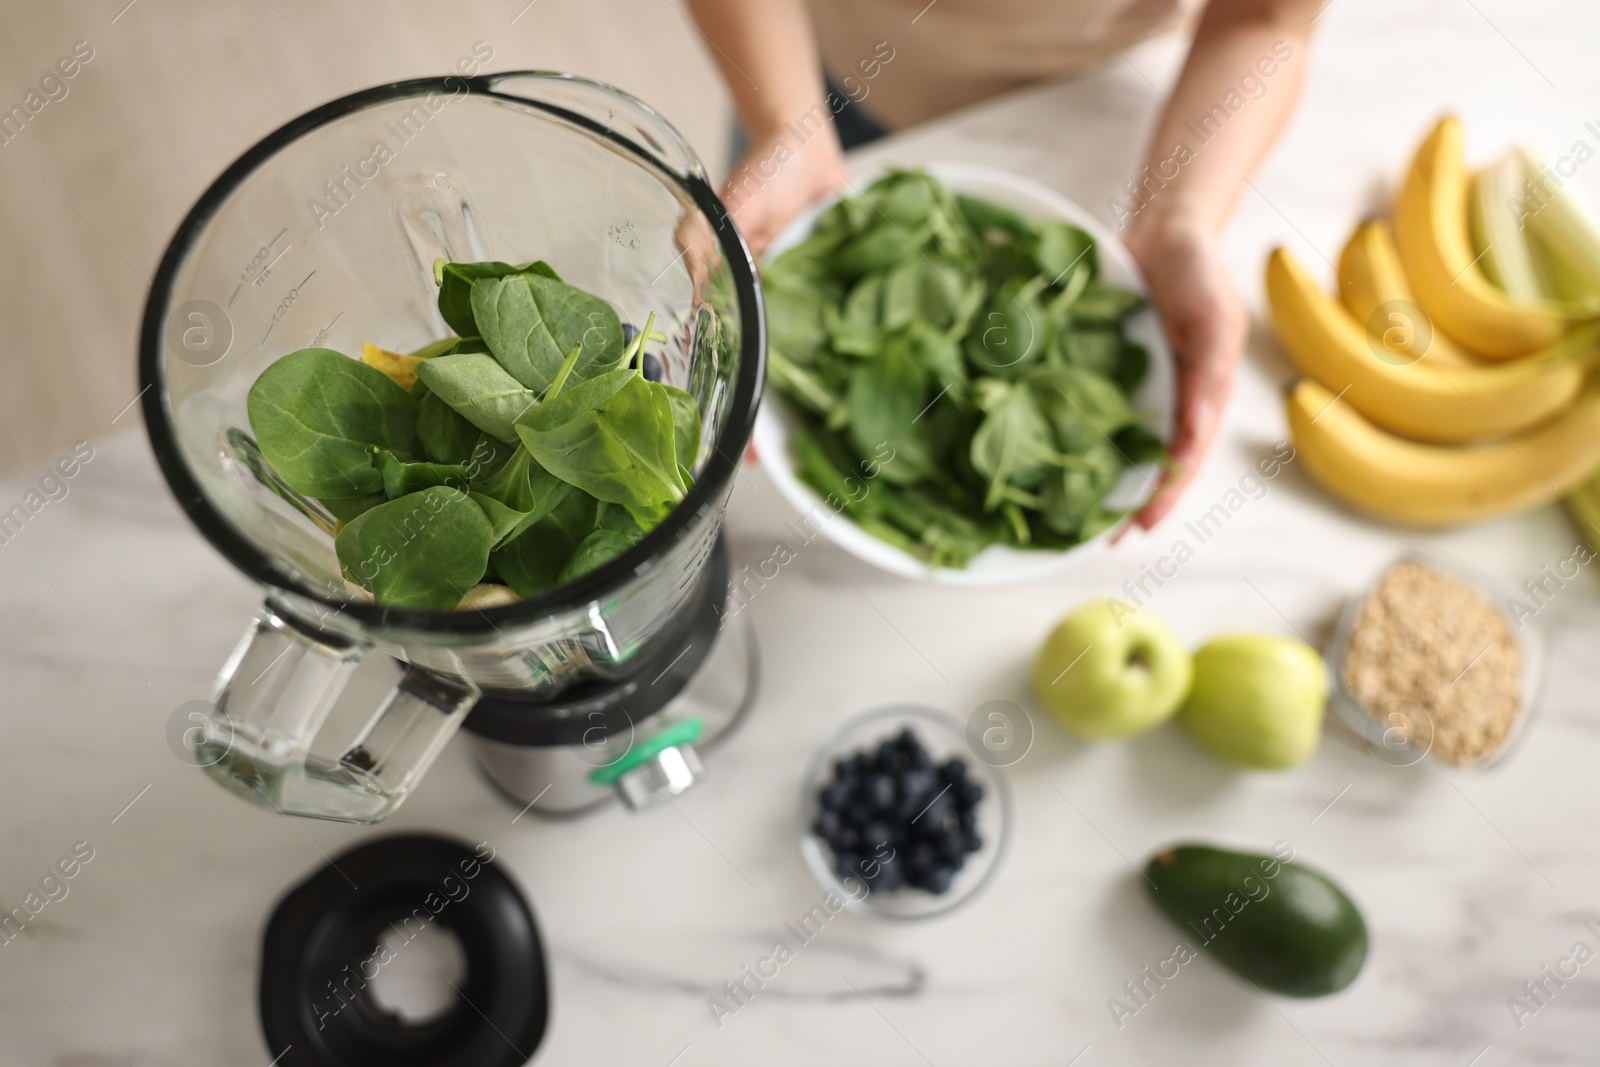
[814,809,842,840]
[821,781,852,810]
[919,792,955,828]
[860,822,895,850]
[936,829,967,862]
[963,830,983,854]
[900,768,937,804]
[832,850,861,880]
[872,858,906,893]
[641,352,663,382]
[938,757,967,783]
[957,807,977,833]
[920,864,955,895]
[958,781,984,807]
[866,774,897,811]
[834,826,861,851]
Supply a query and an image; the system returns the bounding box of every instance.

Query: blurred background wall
[0,0,731,475]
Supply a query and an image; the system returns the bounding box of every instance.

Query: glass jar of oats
[1326,549,1545,769]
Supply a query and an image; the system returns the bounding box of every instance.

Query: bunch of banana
[1392,116,1599,358]
[1268,115,1600,527]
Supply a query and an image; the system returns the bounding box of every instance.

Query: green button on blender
[588,717,704,788]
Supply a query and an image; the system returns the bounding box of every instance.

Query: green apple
[1178,634,1327,769]
[1030,599,1192,739]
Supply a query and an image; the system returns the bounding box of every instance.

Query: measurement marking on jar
[228,227,289,307]
[307,310,344,348]
[260,270,316,347]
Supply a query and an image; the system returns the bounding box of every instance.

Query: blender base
[467,609,758,815]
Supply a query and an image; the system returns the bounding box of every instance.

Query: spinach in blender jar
[244,260,697,610]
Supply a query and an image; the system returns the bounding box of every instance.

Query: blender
[139,72,764,824]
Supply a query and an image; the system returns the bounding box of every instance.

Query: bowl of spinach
[752,165,1173,584]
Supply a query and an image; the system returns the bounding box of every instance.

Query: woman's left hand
[1122,211,1247,531]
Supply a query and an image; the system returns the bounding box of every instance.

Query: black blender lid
[259,834,547,1067]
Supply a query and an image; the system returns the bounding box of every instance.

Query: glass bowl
[799,705,1013,921]
[1325,546,1545,770]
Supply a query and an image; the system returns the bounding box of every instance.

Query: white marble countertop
[9,1,1600,1064]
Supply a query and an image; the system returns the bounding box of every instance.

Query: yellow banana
[1392,115,1594,359]
[1286,377,1600,526]
[1337,218,1476,367]
[361,342,425,390]
[1266,246,1595,443]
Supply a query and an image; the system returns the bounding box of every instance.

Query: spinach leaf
[515,368,684,518]
[956,194,1035,240]
[969,382,1060,509]
[468,492,536,548]
[1040,442,1122,536]
[965,277,1053,380]
[1034,222,1098,283]
[832,220,927,279]
[1114,342,1149,396]
[471,273,625,392]
[847,336,930,486]
[765,283,833,366]
[408,336,462,360]
[1071,285,1144,324]
[595,500,646,539]
[1113,424,1167,465]
[865,171,943,227]
[882,257,968,332]
[557,528,637,584]
[435,259,560,338]
[320,493,385,523]
[661,384,702,471]
[905,320,967,398]
[1030,365,1135,452]
[369,447,470,500]
[790,422,882,521]
[413,352,538,444]
[1059,326,1124,377]
[334,486,491,609]
[247,347,420,498]
[831,274,887,356]
[489,490,599,597]
[416,389,482,464]
[472,445,571,541]
[465,433,516,481]
[766,350,840,417]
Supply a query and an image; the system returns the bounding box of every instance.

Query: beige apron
[807,0,1203,128]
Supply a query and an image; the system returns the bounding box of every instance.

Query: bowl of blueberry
[801,705,1013,921]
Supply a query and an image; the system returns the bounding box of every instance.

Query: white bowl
[752,162,1175,585]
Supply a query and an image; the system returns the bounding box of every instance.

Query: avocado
[1143,843,1367,997]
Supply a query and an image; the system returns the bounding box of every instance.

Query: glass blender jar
[139,73,764,824]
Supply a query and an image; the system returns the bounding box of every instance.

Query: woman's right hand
[719,128,849,258]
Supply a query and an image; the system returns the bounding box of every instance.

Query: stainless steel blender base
[466,609,758,815]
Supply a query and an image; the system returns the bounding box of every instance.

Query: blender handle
[193,605,480,823]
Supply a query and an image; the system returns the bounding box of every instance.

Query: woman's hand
[720,129,849,258]
[1123,210,1247,530]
